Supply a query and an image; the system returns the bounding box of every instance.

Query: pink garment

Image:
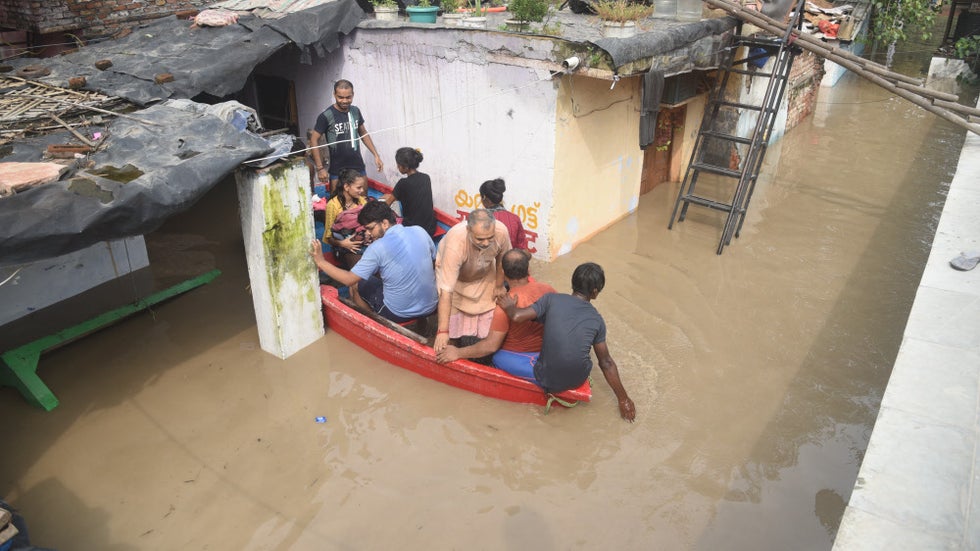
[192,9,239,27]
[448,310,495,339]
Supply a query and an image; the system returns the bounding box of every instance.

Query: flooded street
[2,58,976,549]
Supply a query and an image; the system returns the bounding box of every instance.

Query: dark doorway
[253,74,298,135]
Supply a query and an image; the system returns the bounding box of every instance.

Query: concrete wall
[236,159,324,360]
[0,236,149,327]
[552,74,643,257]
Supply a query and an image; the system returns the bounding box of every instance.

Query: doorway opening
[640,104,687,195]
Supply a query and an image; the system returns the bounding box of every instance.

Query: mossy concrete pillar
[236,158,323,359]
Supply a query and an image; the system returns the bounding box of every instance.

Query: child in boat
[383,147,436,238]
[323,168,368,268]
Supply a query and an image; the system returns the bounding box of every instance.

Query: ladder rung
[736,36,785,48]
[701,131,752,145]
[680,195,735,212]
[691,162,742,178]
[728,67,775,77]
[714,100,774,112]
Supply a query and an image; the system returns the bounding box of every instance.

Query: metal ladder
[668,0,807,254]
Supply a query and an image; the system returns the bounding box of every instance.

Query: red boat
[316,179,591,407]
[320,285,591,406]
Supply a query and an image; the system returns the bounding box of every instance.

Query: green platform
[0,269,221,411]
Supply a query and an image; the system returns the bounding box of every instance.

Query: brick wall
[0,0,212,37]
[785,49,825,131]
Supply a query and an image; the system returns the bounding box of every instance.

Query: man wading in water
[499,262,636,421]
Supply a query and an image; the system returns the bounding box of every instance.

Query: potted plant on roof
[461,0,488,28]
[441,0,465,25]
[372,0,399,21]
[590,0,653,38]
[407,0,441,22]
[505,0,548,31]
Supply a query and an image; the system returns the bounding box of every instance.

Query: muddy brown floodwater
[2,61,977,549]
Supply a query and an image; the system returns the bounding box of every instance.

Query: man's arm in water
[594,341,636,422]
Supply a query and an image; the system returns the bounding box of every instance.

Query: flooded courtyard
[1,58,976,549]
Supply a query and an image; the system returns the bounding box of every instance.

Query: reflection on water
[1,58,977,551]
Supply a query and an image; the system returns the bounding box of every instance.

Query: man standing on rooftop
[310,79,384,190]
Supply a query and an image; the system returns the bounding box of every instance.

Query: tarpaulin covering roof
[0,0,366,267]
[4,0,364,106]
[591,17,737,71]
[0,104,272,267]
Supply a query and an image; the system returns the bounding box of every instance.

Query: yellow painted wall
[551,74,643,259]
[671,94,707,182]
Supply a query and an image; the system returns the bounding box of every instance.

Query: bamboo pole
[705,0,980,136]
[895,81,960,102]
[15,94,161,126]
[48,112,96,147]
[934,99,980,118]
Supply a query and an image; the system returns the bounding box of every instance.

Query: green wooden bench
[0,269,220,411]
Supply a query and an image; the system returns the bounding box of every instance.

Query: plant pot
[406,5,440,22]
[442,12,465,26]
[503,18,529,31]
[602,20,637,38]
[460,15,488,28]
[374,6,399,21]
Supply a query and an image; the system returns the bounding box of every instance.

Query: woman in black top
[383,147,437,237]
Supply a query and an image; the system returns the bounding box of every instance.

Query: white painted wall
[0,236,149,327]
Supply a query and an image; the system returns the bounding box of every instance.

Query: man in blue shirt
[311,201,438,322]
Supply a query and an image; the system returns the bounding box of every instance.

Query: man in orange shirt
[436,248,554,378]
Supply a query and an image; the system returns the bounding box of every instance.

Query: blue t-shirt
[351,224,438,318]
[530,293,607,393]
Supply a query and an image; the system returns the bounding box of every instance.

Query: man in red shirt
[435,248,554,378]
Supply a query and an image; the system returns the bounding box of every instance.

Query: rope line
[544,393,579,414]
[243,67,569,166]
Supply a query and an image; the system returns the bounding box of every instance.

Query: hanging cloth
[640,69,665,149]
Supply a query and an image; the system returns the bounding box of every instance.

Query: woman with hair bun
[383,147,436,237]
[480,178,527,250]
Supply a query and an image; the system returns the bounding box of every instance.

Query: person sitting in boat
[311,201,438,323]
[382,147,436,238]
[433,209,511,355]
[498,262,636,422]
[323,168,369,268]
[480,178,527,250]
[435,249,555,369]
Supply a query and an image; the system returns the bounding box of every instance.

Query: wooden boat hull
[320,285,591,407]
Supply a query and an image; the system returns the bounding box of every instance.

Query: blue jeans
[357,276,416,324]
[492,349,540,383]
